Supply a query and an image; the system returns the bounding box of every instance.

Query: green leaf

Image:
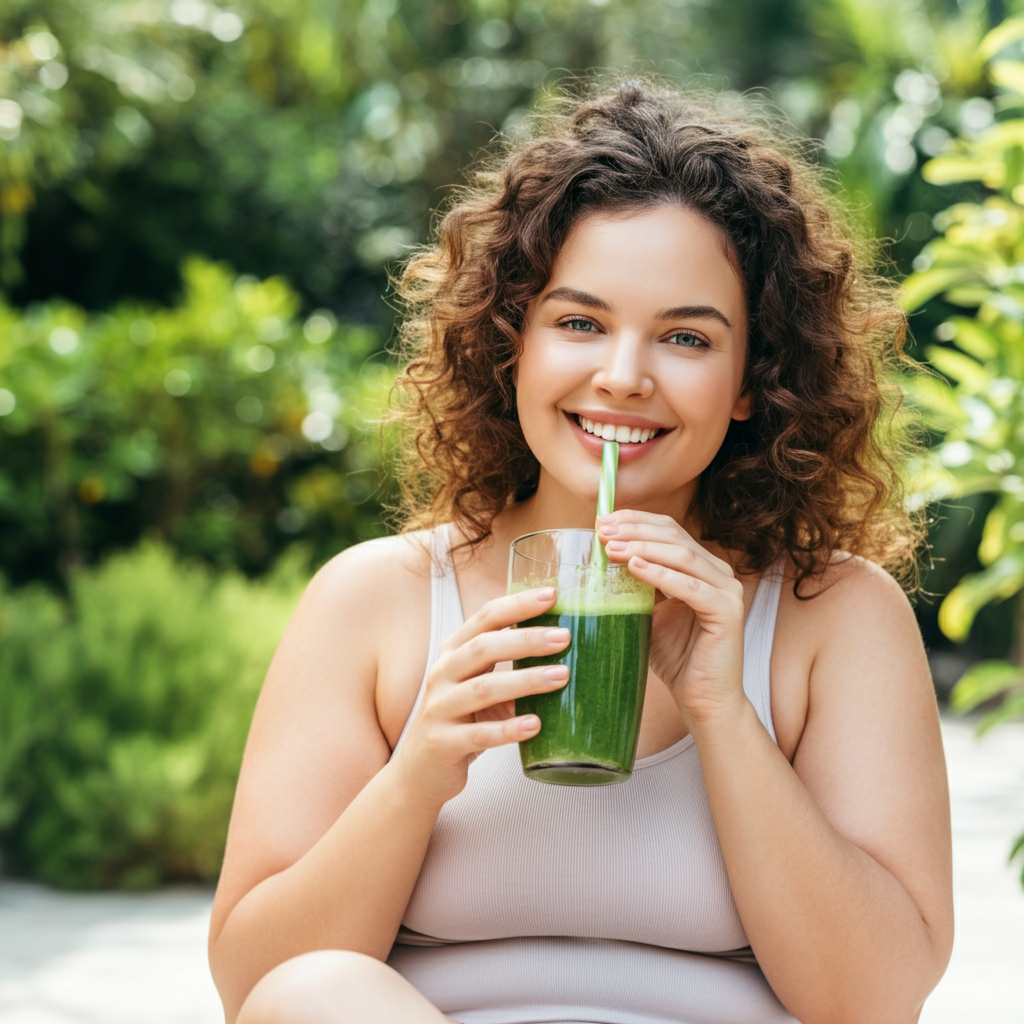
[939,551,1024,640]
[979,505,1007,565]
[939,468,1004,498]
[902,268,978,311]
[993,62,1024,102]
[1011,831,1024,859]
[1011,831,1024,890]
[924,345,992,390]
[976,689,1024,734]
[950,659,1024,713]
[948,318,1000,361]
[950,284,999,308]
[923,155,999,186]
[1005,141,1024,193]
[906,375,965,424]
[980,17,1024,61]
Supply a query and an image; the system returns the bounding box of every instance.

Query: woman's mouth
[573,414,666,445]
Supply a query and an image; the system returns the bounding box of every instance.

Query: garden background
[2,0,1024,891]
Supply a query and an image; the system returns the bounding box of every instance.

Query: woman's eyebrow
[540,288,732,330]
[655,305,732,329]
[539,286,612,311]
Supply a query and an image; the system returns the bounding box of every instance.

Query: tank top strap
[741,560,785,743]
[392,525,466,754]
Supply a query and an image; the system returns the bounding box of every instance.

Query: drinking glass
[509,528,655,785]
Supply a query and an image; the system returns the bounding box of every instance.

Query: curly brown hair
[390,79,925,594]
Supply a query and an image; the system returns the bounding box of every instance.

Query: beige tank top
[387,527,797,1024]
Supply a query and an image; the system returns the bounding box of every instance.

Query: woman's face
[515,204,751,521]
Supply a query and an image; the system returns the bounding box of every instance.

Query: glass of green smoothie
[509,528,655,786]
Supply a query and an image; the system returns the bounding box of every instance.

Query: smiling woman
[390,84,922,594]
[208,80,951,1024]
[514,206,750,505]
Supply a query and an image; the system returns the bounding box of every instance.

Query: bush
[902,16,1024,886]
[0,257,394,585]
[0,541,305,889]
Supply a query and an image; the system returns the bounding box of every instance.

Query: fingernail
[543,666,568,682]
[599,521,620,536]
[534,587,556,601]
[605,540,628,553]
[631,556,649,569]
[545,628,570,643]
[596,514,616,523]
[521,715,540,733]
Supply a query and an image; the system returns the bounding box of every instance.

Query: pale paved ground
[0,717,1021,1024]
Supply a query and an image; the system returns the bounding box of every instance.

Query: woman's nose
[591,335,654,399]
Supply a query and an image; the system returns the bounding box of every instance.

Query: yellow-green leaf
[979,505,1007,565]
[981,16,1024,61]
[939,552,1024,640]
[948,318,1000,360]
[923,155,998,186]
[993,61,1024,99]
[901,268,976,311]
[925,345,992,389]
[905,374,966,424]
[950,659,1024,712]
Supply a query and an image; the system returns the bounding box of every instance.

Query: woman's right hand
[390,586,570,808]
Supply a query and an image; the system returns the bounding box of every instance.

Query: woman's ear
[731,389,752,421]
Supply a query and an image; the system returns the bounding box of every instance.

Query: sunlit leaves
[0,258,391,581]
[902,33,1024,757]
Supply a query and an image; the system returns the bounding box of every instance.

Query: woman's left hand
[596,510,747,725]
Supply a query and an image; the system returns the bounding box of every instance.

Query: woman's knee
[236,949,409,1024]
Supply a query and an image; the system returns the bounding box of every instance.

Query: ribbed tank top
[387,527,798,1024]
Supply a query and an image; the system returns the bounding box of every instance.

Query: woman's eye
[562,318,598,332]
[667,331,707,348]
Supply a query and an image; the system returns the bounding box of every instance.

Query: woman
[208,81,953,1024]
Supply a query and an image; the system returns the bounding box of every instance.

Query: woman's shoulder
[785,551,914,616]
[770,552,926,755]
[307,529,436,610]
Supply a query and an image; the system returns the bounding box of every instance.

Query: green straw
[590,440,619,570]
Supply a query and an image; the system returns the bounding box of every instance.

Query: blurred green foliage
[0,0,1007,317]
[903,16,1024,885]
[0,542,303,888]
[904,18,1024,698]
[2,0,1023,888]
[0,258,393,584]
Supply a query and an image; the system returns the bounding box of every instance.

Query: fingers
[439,624,571,683]
[444,665,569,720]
[596,511,735,578]
[595,511,744,624]
[625,552,743,625]
[447,712,545,756]
[606,538,734,589]
[439,586,559,660]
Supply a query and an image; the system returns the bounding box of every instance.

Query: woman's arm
[207,537,570,1023]
[599,514,953,1024]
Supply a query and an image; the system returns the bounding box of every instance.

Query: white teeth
[576,416,659,443]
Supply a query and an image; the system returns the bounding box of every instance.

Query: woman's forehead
[543,205,747,321]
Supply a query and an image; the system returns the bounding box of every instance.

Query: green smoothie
[513,588,652,786]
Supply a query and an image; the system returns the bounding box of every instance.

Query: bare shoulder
[302,530,433,624]
[775,554,952,968]
[798,551,914,607]
[778,553,920,665]
[770,553,928,758]
[784,553,944,844]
